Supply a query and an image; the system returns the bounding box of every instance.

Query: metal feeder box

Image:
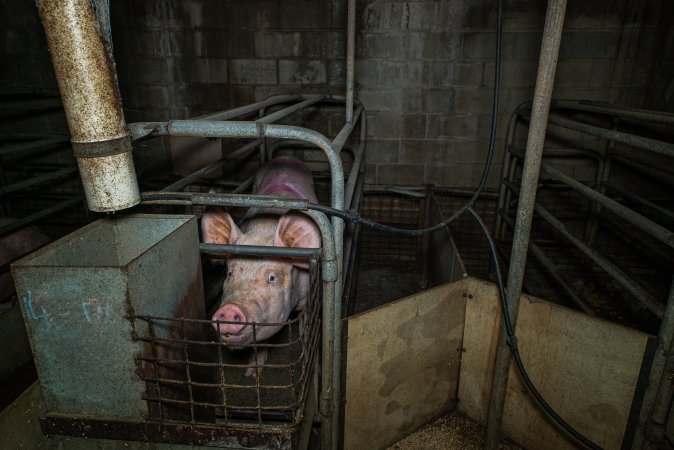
[12,214,205,422]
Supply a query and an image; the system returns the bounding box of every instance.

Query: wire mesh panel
[127,257,320,435]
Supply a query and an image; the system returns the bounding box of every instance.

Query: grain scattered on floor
[387,411,523,450]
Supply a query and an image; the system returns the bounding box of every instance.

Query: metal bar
[200,243,321,259]
[605,183,674,224]
[343,107,366,209]
[38,0,139,212]
[345,0,356,123]
[534,202,664,317]
[0,167,78,196]
[611,155,674,190]
[495,111,523,241]
[551,100,674,126]
[161,140,261,192]
[141,191,308,211]
[0,196,83,236]
[0,136,69,156]
[0,98,62,119]
[197,94,302,122]
[546,114,674,158]
[497,209,596,315]
[485,1,567,447]
[540,162,674,249]
[633,279,674,450]
[258,95,325,125]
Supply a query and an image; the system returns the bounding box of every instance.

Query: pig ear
[274,213,321,268]
[201,206,240,245]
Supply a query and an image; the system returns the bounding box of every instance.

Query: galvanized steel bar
[345,0,356,123]
[541,163,674,249]
[141,191,309,211]
[484,1,567,447]
[632,279,674,450]
[161,139,261,192]
[533,203,664,317]
[200,243,321,259]
[551,100,674,126]
[0,136,69,156]
[0,196,83,236]
[497,207,596,315]
[258,95,325,124]
[605,183,674,224]
[0,167,78,196]
[37,0,140,212]
[546,114,674,158]
[197,94,302,122]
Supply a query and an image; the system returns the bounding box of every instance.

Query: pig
[0,225,50,312]
[200,156,321,376]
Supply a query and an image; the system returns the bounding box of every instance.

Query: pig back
[254,157,317,202]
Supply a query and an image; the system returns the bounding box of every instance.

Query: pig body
[201,157,320,375]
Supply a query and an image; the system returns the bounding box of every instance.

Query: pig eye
[267,272,277,284]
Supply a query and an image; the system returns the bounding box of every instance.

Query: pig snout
[212,303,248,337]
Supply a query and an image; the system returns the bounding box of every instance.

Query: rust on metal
[37,0,126,142]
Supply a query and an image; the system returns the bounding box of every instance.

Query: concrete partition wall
[344,277,653,450]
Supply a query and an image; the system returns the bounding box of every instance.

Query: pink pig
[201,157,321,375]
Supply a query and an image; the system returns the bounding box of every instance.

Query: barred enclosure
[125,254,321,442]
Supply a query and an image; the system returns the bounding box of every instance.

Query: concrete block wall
[1,0,671,189]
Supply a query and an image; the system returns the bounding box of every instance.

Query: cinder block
[279,2,330,29]
[135,84,171,110]
[203,30,229,58]
[559,31,621,60]
[424,89,455,114]
[483,61,538,88]
[453,62,484,87]
[256,32,302,58]
[428,62,456,88]
[366,139,400,163]
[377,163,425,185]
[354,59,379,87]
[325,31,346,58]
[461,32,496,59]
[555,61,594,88]
[133,57,170,83]
[358,88,403,112]
[407,2,442,31]
[171,57,208,83]
[226,30,256,58]
[362,33,405,60]
[279,60,327,85]
[425,163,476,187]
[169,30,206,57]
[454,88,498,113]
[427,114,478,140]
[327,59,346,86]
[363,2,405,30]
[231,59,277,84]
[421,32,462,61]
[367,113,426,140]
[227,1,278,30]
[208,58,228,83]
[402,88,425,112]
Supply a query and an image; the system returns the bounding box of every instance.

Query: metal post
[633,279,674,450]
[484,1,567,447]
[345,0,356,123]
[37,0,140,212]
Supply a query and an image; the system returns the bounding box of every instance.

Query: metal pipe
[485,1,567,447]
[533,202,664,317]
[344,107,366,209]
[345,0,356,123]
[546,114,674,158]
[605,183,674,224]
[258,95,325,124]
[0,196,83,236]
[0,136,69,157]
[497,209,596,315]
[551,100,674,126]
[267,139,354,162]
[0,167,78,196]
[141,191,309,211]
[198,94,302,122]
[633,279,674,450]
[37,0,140,212]
[161,139,261,192]
[200,243,321,259]
[540,163,674,249]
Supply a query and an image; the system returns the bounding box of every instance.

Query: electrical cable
[467,207,602,450]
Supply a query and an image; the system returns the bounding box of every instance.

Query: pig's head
[201,207,320,345]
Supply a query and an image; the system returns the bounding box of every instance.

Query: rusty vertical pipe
[484,1,567,448]
[37,0,140,212]
[345,0,356,123]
